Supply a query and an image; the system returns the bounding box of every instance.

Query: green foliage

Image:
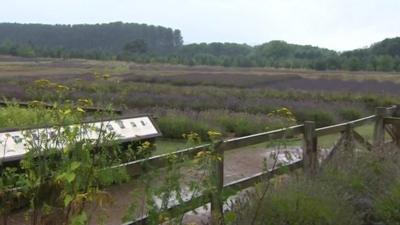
[1,22,400,71]
[0,78,146,225]
[228,147,400,225]
[123,39,148,54]
[0,22,183,59]
[0,105,52,128]
[124,131,224,225]
[216,113,285,137]
[246,183,361,225]
[70,212,88,225]
[339,108,363,121]
[294,109,336,127]
[157,114,213,140]
[218,116,264,136]
[375,182,400,225]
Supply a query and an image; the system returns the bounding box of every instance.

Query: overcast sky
[1,0,399,51]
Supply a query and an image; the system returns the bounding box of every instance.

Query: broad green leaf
[64,194,73,207]
[71,212,88,225]
[70,161,81,171]
[65,172,76,183]
[224,211,237,223]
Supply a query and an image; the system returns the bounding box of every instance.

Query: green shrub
[294,109,336,127]
[230,179,361,225]
[319,148,400,224]
[229,147,400,225]
[217,115,266,137]
[0,105,80,129]
[0,106,48,128]
[339,108,362,121]
[375,182,400,225]
[261,185,360,225]
[322,150,400,198]
[157,115,213,140]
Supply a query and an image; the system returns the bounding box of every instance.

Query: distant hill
[344,37,400,57]
[0,22,183,54]
[340,37,400,71]
[170,40,339,68]
[0,22,399,71]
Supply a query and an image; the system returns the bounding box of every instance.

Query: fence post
[211,143,224,225]
[373,107,388,150]
[343,123,355,157]
[393,105,400,147]
[303,121,318,176]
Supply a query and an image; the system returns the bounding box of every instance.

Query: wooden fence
[120,105,400,225]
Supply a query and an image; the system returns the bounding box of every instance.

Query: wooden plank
[316,115,377,136]
[385,125,396,141]
[384,117,400,126]
[218,125,304,152]
[303,121,318,176]
[125,159,303,225]
[324,134,345,163]
[373,107,388,149]
[224,160,303,190]
[114,144,211,176]
[109,125,305,175]
[118,114,376,177]
[386,105,397,115]
[211,143,224,225]
[123,194,210,225]
[392,105,400,147]
[353,131,373,151]
[343,124,355,157]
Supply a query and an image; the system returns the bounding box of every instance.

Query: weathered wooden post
[303,121,318,176]
[343,123,355,157]
[211,142,224,225]
[393,105,400,147]
[373,107,388,150]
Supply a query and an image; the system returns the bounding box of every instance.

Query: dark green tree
[124,39,148,54]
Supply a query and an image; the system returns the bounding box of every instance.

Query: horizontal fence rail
[315,115,377,136]
[122,105,400,225]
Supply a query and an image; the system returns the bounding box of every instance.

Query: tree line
[119,39,400,71]
[0,22,399,72]
[0,22,183,56]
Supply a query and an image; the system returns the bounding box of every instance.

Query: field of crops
[2,55,400,225]
[1,55,400,139]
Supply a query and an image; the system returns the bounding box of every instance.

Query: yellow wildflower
[34,79,52,88]
[207,130,222,141]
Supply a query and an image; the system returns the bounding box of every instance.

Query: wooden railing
[121,105,400,225]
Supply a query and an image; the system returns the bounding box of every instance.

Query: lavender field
[1,56,399,138]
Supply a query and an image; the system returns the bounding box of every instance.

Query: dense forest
[0,22,399,71]
[0,22,183,56]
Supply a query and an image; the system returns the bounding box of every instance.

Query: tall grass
[228,146,400,225]
[155,109,293,139]
[0,105,51,128]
